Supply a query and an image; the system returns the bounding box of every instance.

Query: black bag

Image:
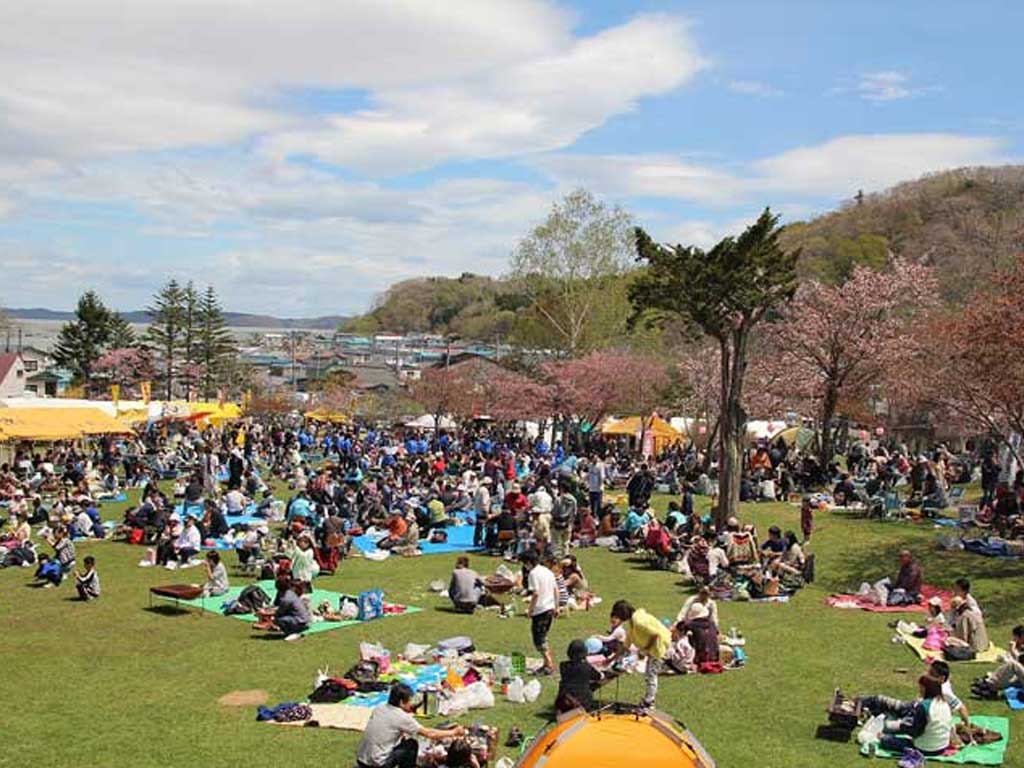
[343,659,380,685]
[944,644,977,661]
[227,585,270,615]
[309,680,352,703]
[802,553,815,584]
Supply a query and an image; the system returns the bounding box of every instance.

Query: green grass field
[2,490,1022,768]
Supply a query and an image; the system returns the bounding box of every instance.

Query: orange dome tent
[516,706,716,768]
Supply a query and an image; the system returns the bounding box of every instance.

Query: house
[25,367,73,397]
[0,353,26,398]
[18,346,55,376]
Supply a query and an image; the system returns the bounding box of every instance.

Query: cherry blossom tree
[92,347,154,395]
[760,258,937,465]
[898,255,1024,462]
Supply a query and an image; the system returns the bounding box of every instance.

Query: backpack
[802,553,816,584]
[309,680,352,703]
[551,496,576,530]
[227,585,270,615]
[343,659,380,686]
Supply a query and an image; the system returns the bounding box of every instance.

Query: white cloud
[728,79,781,97]
[857,71,914,101]
[535,133,1012,207]
[261,15,706,174]
[0,3,702,181]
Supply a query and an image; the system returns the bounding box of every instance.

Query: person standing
[586,457,606,518]
[472,477,492,547]
[550,482,577,559]
[523,551,559,676]
[610,599,671,709]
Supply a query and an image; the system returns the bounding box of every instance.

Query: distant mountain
[4,307,349,330]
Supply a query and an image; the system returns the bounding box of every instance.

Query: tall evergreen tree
[180,281,200,398]
[145,280,186,399]
[630,209,799,529]
[107,311,136,349]
[196,285,236,398]
[53,291,114,383]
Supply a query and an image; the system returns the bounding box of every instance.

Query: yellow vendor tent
[304,408,348,424]
[0,407,128,441]
[516,707,715,768]
[601,415,682,455]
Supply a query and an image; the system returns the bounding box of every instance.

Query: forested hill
[344,165,1024,339]
[781,165,1024,301]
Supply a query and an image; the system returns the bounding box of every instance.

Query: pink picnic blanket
[826,584,953,613]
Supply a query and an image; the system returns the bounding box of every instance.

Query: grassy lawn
[2,489,1022,768]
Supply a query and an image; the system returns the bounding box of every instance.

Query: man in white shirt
[224,487,247,514]
[523,551,560,675]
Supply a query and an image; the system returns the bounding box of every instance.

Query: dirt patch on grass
[219,689,269,707]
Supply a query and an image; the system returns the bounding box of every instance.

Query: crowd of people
[2,412,1022,767]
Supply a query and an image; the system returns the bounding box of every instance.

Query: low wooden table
[149,584,205,614]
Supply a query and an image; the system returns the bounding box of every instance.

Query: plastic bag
[339,599,359,620]
[506,677,525,703]
[438,681,494,716]
[857,713,885,746]
[404,643,431,662]
[493,655,512,681]
[495,758,515,768]
[523,679,541,703]
[495,563,516,581]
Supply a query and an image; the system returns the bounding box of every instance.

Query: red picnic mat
[825,584,952,613]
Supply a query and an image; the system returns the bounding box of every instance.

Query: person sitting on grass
[973,626,1024,698]
[356,683,466,768]
[253,576,310,641]
[946,596,990,654]
[676,586,719,627]
[376,509,409,551]
[201,551,229,597]
[41,525,75,587]
[560,554,589,597]
[448,555,483,613]
[873,550,923,606]
[555,639,603,714]
[284,532,320,589]
[34,553,63,587]
[75,555,100,601]
[438,739,480,768]
[156,515,201,569]
[859,674,953,757]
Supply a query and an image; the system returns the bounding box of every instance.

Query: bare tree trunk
[701,415,720,473]
[818,382,840,468]
[716,329,751,530]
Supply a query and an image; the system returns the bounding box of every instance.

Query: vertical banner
[110,384,120,405]
[140,380,151,404]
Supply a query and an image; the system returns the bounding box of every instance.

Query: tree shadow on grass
[823,529,1024,625]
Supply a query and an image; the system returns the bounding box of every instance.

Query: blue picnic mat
[98,492,129,504]
[175,502,262,528]
[353,523,480,556]
[346,663,446,708]
[1005,687,1024,711]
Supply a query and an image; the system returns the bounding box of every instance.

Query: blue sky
[0,0,1020,316]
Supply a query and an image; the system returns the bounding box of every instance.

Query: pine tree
[145,280,186,399]
[180,281,200,398]
[107,312,136,349]
[630,209,799,529]
[196,285,236,398]
[53,291,114,383]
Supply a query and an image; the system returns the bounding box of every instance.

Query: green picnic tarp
[859,716,1009,765]
[156,580,421,636]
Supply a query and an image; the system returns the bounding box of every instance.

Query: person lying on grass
[253,576,310,641]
